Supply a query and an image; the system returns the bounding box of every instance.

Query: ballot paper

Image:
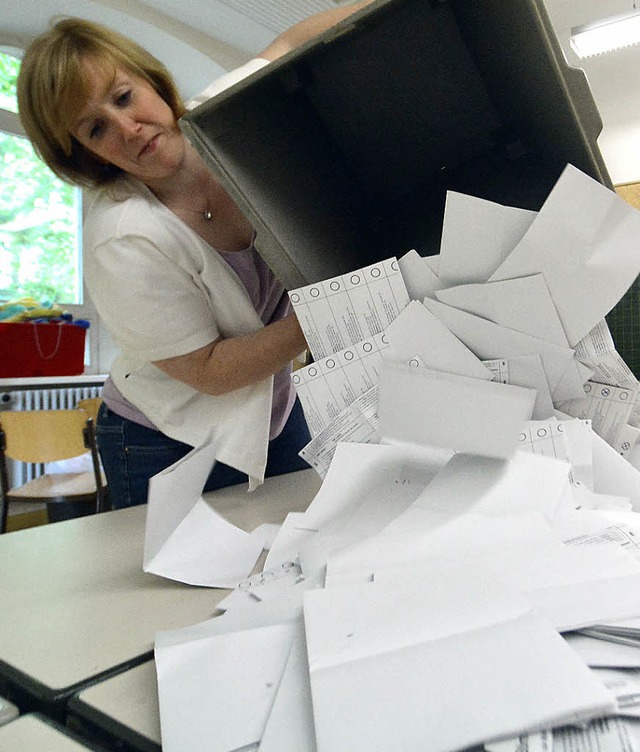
[304,568,615,752]
[559,380,640,456]
[489,164,640,347]
[551,510,640,563]
[292,332,389,436]
[378,361,536,459]
[592,667,640,711]
[576,320,639,390]
[486,717,640,752]
[298,386,380,477]
[438,190,537,286]
[143,442,263,587]
[289,257,410,360]
[591,431,640,510]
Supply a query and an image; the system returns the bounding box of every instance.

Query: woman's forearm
[153,313,307,395]
[259,0,375,61]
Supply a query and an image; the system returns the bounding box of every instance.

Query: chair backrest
[0,410,91,463]
[0,409,107,533]
[76,397,103,424]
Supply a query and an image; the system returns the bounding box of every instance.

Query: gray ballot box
[181,0,639,375]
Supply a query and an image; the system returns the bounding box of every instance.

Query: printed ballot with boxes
[149,0,640,750]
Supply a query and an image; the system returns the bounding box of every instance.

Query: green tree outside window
[0,51,81,305]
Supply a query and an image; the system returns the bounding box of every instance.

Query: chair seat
[8,472,101,499]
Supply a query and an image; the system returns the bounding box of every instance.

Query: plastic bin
[181,0,639,375]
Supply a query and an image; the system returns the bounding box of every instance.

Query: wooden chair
[0,410,107,533]
[76,397,103,423]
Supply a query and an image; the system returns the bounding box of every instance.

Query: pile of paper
[153,164,640,751]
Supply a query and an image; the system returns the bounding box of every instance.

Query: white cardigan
[83,178,273,490]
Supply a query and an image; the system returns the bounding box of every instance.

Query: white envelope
[259,625,317,752]
[397,248,444,300]
[383,299,491,380]
[489,164,640,346]
[422,296,583,403]
[435,274,569,347]
[304,571,614,752]
[155,574,324,752]
[378,361,536,459]
[157,621,297,752]
[438,190,537,286]
[144,442,263,587]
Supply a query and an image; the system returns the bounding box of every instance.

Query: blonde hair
[17,18,187,187]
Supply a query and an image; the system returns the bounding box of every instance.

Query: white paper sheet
[143,443,263,587]
[559,381,640,455]
[592,432,640,510]
[397,248,444,300]
[382,299,492,380]
[292,332,389,436]
[155,575,324,752]
[298,386,380,477]
[304,571,614,752]
[258,625,317,752]
[436,273,570,347]
[158,622,295,752]
[485,355,555,419]
[438,190,537,286]
[289,257,410,360]
[575,320,640,390]
[489,718,640,752]
[378,361,536,459]
[565,632,640,668]
[421,296,583,403]
[325,455,572,585]
[489,164,640,347]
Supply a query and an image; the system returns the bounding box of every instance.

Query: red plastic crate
[0,322,86,377]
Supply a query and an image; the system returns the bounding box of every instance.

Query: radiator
[1,385,103,487]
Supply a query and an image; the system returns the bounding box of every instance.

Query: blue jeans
[96,398,311,508]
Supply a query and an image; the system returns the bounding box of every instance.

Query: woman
[17,2,372,507]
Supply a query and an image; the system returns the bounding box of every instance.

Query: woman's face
[72,57,185,185]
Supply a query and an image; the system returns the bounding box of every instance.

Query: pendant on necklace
[203,210,213,221]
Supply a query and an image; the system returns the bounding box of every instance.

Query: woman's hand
[259,0,376,62]
[152,313,307,395]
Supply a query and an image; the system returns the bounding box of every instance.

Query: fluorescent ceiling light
[570,10,640,58]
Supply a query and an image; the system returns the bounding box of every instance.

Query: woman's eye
[88,122,104,139]
[115,90,132,107]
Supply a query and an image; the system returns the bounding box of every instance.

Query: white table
[0,714,94,751]
[68,661,161,752]
[0,468,321,725]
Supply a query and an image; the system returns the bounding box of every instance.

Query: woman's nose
[114,112,142,138]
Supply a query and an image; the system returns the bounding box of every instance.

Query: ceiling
[2,0,640,183]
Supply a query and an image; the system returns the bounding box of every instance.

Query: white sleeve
[85,234,220,362]
[185,58,271,111]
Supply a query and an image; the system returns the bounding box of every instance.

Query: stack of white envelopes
[152,164,640,752]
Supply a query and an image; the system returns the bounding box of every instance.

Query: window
[0,50,82,305]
